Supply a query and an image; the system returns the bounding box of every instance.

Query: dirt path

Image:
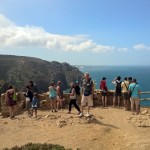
[0,107,150,150]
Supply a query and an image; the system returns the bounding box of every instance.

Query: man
[29,81,39,94]
[79,72,94,117]
[128,79,141,115]
[112,76,122,107]
[121,77,129,110]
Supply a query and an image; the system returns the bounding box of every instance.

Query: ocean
[78,66,150,107]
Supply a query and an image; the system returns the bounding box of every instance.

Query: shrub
[3,143,72,150]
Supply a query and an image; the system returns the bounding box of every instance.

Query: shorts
[81,94,93,107]
[130,97,140,106]
[49,97,56,101]
[122,92,129,100]
[102,92,107,96]
[26,100,31,110]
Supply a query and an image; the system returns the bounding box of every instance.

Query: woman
[56,81,64,110]
[100,77,108,107]
[49,82,57,112]
[68,83,81,114]
[24,86,33,117]
[5,85,17,118]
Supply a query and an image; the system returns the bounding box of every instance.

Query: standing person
[112,76,122,107]
[128,79,141,115]
[68,82,81,114]
[56,81,64,110]
[31,93,39,117]
[79,72,94,117]
[100,77,108,107]
[29,81,40,108]
[128,77,132,85]
[121,77,129,110]
[5,85,17,118]
[24,86,33,117]
[49,82,57,112]
[75,81,81,105]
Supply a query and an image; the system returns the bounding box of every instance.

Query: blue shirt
[129,83,141,98]
[49,86,56,98]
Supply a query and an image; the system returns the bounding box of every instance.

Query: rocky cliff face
[0,55,83,92]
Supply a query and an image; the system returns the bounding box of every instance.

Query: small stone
[141,110,148,115]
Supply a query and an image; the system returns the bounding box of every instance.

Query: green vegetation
[3,143,72,150]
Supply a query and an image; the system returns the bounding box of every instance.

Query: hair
[84,72,89,76]
[117,76,121,80]
[50,82,54,86]
[8,85,13,90]
[57,81,61,85]
[26,86,30,89]
[29,81,33,84]
[128,77,132,81]
[124,77,127,80]
[102,77,106,80]
[133,78,137,83]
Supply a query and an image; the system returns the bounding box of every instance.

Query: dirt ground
[0,107,150,150]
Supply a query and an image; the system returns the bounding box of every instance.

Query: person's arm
[70,88,75,96]
[112,78,117,84]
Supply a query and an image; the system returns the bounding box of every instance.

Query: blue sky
[0,0,150,65]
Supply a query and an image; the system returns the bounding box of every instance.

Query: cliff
[0,55,83,92]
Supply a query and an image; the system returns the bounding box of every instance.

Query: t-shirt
[82,78,93,95]
[49,86,56,97]
[129,83,141,98]
[121,80,129,93]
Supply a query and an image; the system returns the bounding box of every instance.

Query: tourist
[5,85,17,118]
[24,86,33,117]
[121,77,130,110]
[112,76,122,107]
[68,82,81,114]
[56,81,64,110]
[49,82,57,112]
[128,77,132,85]
[128,79,141,115]
[75,81,81,105]
[100,77,108,107]
[31,93,39,117]
[29,81,40,108]
[79,72,94,117]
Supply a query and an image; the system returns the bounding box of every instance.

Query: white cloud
[117,48,128,52]
[133,44,150,51]
[0,13,128,53]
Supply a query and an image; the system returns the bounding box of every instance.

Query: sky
[0,0,150,65]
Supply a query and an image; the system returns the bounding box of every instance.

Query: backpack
[115,81,121,94]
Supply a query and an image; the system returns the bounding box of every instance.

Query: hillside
[0,55,83,92]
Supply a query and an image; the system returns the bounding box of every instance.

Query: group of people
[100,76,141,115]
[5,72,141,119]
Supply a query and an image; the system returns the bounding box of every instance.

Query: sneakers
[85,113,90,117]
[79,112,84,117]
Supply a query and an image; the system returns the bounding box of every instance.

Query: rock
[141,110,148,115]
[44,114,50,119]
[56,119,67,128]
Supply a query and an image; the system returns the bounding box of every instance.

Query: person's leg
[105,96,107,107]
[54,99,57,111]
[69,100,73,112]
[118,96,120,107]
[56,96,60,110]
[51,100,54,112]
[113,96,116,107]
[102,96,105,107]
[87,95,93,115]
[72,99,81,112]
[9,106,13,118]
[135,98,140,114]
[130,98,135,114]
[35,108,37,116]
[79,95,85,116]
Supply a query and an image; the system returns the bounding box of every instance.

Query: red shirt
[100,80,108,91]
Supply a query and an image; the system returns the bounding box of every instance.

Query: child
[31,93,38,117]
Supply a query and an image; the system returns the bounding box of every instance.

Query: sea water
[78,66,150,107]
